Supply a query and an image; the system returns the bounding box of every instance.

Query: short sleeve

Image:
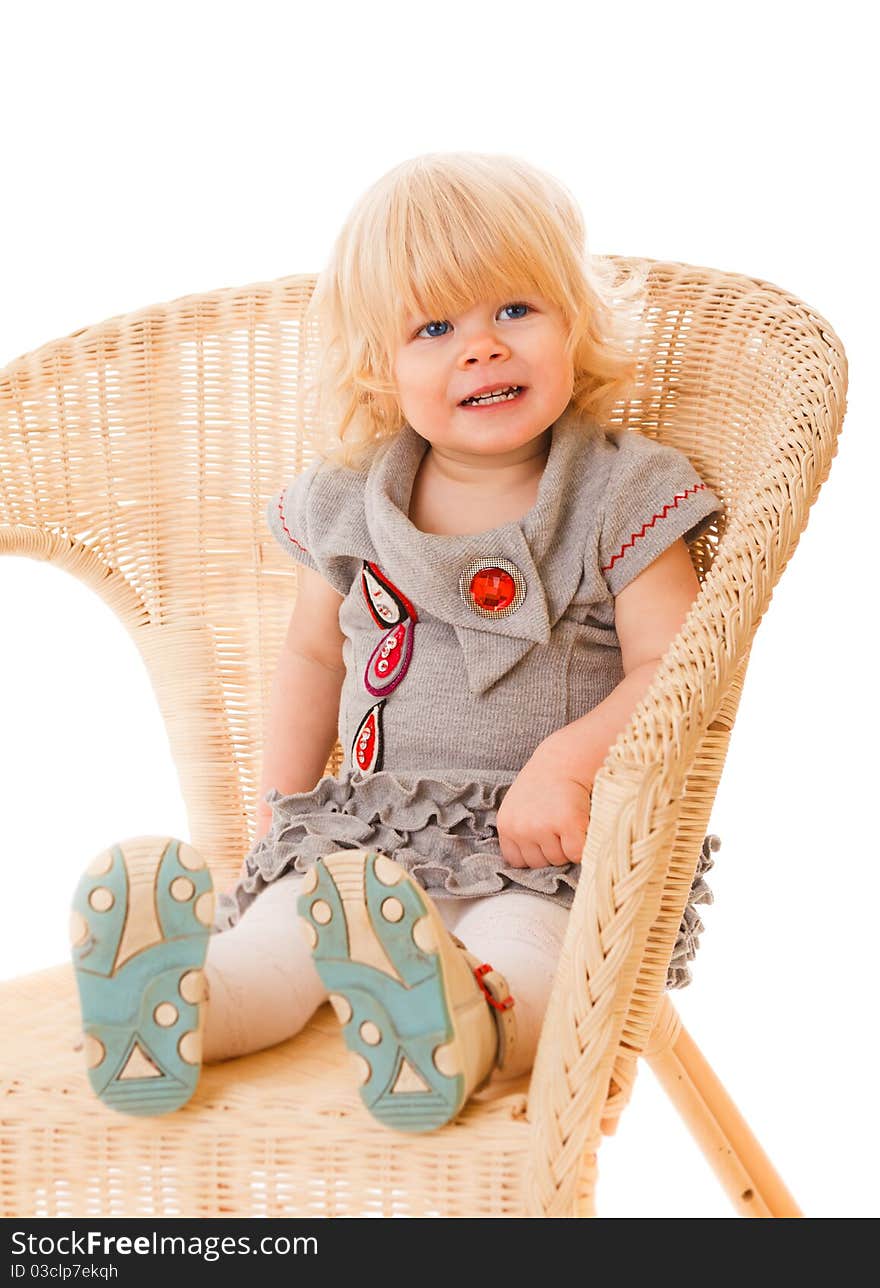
[265,461,322,574]
[599,431,723,597]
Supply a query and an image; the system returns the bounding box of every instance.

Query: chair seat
[1,963,534,1218]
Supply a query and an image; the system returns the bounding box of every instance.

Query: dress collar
[363,402,600,696]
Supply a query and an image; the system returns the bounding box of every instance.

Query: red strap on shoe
[472,962,515,1011]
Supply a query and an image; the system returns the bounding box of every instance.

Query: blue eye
[415,301,532,339]
[418,319,451,339]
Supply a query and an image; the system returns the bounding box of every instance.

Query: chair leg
[644,995,802,1217]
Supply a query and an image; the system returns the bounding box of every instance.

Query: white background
[1,0,875,1219]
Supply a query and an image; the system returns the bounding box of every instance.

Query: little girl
[70,152,722,1134]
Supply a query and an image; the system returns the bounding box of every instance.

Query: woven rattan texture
[0,261,847,1216]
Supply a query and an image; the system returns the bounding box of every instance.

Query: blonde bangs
[386,180,579,341]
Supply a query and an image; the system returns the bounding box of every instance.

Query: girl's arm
[253,566,347,845]
[253,650,346,843]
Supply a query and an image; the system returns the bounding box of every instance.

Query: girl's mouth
[459,385,527,410]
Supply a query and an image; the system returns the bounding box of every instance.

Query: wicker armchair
[0,261,847,1218]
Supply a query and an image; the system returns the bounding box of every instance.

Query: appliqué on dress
[352,560,419,774]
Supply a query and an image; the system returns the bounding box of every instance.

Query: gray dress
[215,404,723,985]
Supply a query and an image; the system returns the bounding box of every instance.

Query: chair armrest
[523,340,848,1216]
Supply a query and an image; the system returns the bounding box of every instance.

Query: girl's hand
[495,746,592,869]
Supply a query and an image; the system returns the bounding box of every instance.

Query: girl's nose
[458,334,511,366]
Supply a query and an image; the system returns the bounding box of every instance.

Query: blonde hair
[303,151,649,470]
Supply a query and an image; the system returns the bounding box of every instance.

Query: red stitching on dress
[275,490,310,557]
[602,482,706,573]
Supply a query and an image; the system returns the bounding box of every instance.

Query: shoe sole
[70,837,214,1116]
[297,850,474,1134]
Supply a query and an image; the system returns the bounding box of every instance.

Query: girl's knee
[453,891,570,959]
[201,873,329,1062]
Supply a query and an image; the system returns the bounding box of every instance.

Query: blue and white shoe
[297,849,516,1134]
[70,836,214,1116]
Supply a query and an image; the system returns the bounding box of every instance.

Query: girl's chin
[434,423,551,459]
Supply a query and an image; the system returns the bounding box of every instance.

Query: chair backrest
[0,262,847,893]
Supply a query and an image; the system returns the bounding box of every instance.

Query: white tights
[202,869,570,1081]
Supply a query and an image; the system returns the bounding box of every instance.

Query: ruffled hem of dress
[212,768,720,993]
[212,765,580,931]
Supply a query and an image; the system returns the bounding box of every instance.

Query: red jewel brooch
[459,556,526,619]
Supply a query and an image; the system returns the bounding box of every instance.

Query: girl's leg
[434,892,570,1080]
[203,871,568,1080]
[203,870,329,1063]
